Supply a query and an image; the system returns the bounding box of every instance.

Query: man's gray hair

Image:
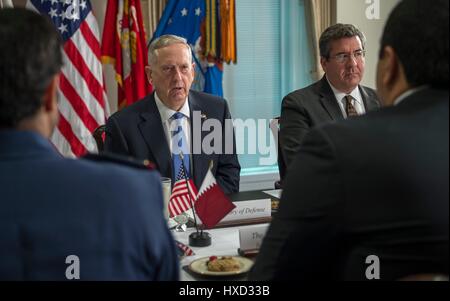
[319,24,366,59]
[148,34,192,65]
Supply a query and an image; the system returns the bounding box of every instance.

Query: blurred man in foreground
[0,8,178,281]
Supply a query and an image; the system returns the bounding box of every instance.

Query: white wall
[336,0,400,89]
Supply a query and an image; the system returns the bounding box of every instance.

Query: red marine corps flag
[101,0,152,110]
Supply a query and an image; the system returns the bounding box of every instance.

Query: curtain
[141,0,167,40]
[280,0,313,98]
[1,0,13,7]
[9,0,26,7]
[304,0,336,81]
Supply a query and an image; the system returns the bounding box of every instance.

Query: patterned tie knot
[172,112,184,120]
[344,95,352,105]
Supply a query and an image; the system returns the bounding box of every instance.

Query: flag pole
[179,153,200,233]
[179,153,211,247]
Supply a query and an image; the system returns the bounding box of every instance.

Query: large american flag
[168,162,198,218]
[27,0,108,157]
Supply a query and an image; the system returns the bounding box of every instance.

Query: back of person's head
[0,8,62,128]
[380,0,449,88]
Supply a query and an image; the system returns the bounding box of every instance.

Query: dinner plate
[189,256,254,276]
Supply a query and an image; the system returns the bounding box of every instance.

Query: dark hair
[319,23,366,59]
[0,8,63,127]
[380,0,449,88]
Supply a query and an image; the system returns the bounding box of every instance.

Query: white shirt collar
[393,86,429,106]
[154,92,190,122]
[326,76,363,106]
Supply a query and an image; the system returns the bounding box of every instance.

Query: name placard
[239,224,269,252]
[221,199,271,223]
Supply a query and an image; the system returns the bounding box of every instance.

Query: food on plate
[206,256,241,272]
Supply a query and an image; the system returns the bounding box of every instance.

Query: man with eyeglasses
[251,0,448,281]
[279,24,380,183]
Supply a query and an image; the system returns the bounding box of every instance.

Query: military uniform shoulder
[82,152,156,171]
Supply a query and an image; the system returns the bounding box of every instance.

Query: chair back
[93,125,106,153]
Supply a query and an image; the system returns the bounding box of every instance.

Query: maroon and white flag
[195,169,236,229]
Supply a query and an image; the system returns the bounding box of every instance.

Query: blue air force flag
[152,0,223,97]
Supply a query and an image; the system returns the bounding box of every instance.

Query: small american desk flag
[168,162,198,218]
[27,0,108,157]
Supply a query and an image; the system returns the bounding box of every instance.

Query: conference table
[172,190,281,281]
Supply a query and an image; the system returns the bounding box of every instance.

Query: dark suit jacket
[279,76,380,181]
[0,130,178,281]
[249,88,449,280]
[104,90,241,194]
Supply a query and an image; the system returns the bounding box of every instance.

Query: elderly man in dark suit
[105,35,240,195]
[279,23,380,182]
[0,8,178,281]
[250,0,449,281]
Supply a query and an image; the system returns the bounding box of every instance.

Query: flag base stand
[189,231,211,247]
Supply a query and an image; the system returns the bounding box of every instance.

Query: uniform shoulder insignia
[82,152,156,170]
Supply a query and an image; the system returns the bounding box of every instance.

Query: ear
[378,46,399,89]
[145,66,153,85]
[191,62,196,77]
[320,57,327,73]
[43,74,59,114]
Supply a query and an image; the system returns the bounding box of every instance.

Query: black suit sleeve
[280,94,312,168]
[215,100,241,194]
[249,127,346,280]
[104,116,130,156]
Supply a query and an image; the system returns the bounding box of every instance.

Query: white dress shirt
[154,93,191,156]
[327,77,366,118]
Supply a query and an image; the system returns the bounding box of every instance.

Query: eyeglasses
[329,50,366,64]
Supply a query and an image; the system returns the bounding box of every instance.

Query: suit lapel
[360,86,379,111]
[318,76,344,120]
[138,94,172,178]
[189,93,209,188]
